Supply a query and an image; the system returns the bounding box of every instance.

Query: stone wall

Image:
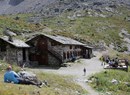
[48,40,63,55]
[0,52,6,60]
[0,44,29,66]
[6,45,18,65]
[16,48,29,66]
[48,53,61,66]
[16,49,23,65]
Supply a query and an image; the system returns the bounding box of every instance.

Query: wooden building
[26,34,93,66]
[0,36,30,66]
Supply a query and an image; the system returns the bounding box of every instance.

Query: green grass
[89,69,130,95]
[0,60,87,95]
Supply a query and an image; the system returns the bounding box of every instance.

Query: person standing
[83,68,86,76]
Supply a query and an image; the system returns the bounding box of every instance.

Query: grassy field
[89,69,130,95]
[0,60,87,95]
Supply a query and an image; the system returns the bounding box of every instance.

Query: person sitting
[4,66,43,88]
[114,57,119,67]
[108,59,119,67]
[106,56,110,63]
[108,60,115,67]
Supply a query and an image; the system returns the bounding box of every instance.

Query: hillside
[0,0,130,54]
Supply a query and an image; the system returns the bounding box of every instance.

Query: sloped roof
[0,36,30,48]
[26,34,85,46]
[44,34,85,45]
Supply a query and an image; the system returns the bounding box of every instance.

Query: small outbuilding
[26,34,93,66]
[0,36,30,66]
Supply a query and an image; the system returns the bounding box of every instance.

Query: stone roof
[0,36,30,48]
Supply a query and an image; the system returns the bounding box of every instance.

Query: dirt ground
[32,51,106,95]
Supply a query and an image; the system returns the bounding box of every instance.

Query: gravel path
[32,51,105,95]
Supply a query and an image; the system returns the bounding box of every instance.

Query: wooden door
[36,37,48,65]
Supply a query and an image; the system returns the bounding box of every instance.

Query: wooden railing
[48,47,63,62]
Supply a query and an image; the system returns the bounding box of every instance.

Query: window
[67,51,70,59]
[70,51,72,57]
[23,48,26,61]
[63,52,66,59]
[70,46,72,49]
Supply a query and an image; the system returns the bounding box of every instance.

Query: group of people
[4,66,45,88]
[101,55,129,68]
[101,56,119,67]
[107,58,119,67]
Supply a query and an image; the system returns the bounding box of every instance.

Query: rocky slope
[0,0,130,15]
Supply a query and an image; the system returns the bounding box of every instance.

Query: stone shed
[0,36,30,66]
[26,34,93,66]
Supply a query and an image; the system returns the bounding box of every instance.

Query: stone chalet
[26,34,93,66]
[0,36,30,66]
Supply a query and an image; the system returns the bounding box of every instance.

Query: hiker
[4,66,43,88]
[83,68,86,76]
